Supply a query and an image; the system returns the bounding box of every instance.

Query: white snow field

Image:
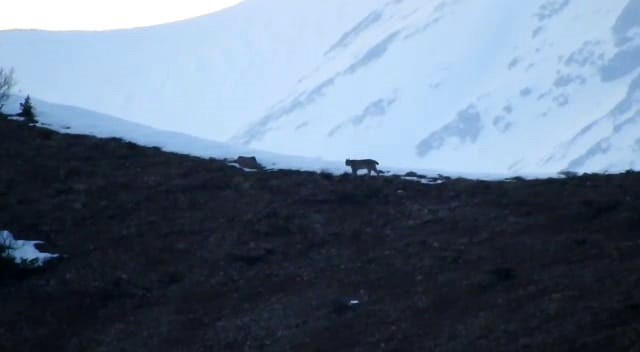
[1,0,638,173]
[4,95,546,180]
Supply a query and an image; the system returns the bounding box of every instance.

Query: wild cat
[345,158,381,176]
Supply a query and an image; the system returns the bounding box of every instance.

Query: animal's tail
[375,161,379,165]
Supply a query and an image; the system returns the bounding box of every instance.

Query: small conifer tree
[18,95,37,123]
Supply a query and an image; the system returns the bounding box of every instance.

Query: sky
[0,0,245,31]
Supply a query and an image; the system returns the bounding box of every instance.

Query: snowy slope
[3,95,533,180]
[0,0,386,140]
[231,0,640,173]
[1,95,344,173]
[1,0,639,173]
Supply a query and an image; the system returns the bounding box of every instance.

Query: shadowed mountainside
[1,118,639,351]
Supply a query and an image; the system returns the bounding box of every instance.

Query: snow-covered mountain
[1,0,639,173]
[0,95,346,173]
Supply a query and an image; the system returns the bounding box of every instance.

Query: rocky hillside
[1,117,639,351]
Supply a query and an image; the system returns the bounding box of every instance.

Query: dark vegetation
[0,67,14,115]
[0,240,26,280]
[1,117,639,351]
[0,68,37,123]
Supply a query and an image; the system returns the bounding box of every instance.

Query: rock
[229,243,273,265]
[558,170,579,178]
[235,156,263,170]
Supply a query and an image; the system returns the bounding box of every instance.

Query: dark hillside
[1,118,639,351]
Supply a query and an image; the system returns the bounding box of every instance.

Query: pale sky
[0,0,245,31]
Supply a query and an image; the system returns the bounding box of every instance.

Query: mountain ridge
[1,0,638,172]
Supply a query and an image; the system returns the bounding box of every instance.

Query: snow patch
[1,230,58,267]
